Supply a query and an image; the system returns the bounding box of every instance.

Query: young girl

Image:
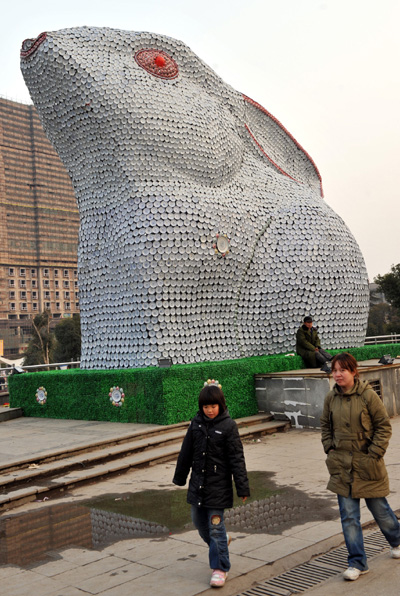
[321,352,400,581]
[173,381,250,588]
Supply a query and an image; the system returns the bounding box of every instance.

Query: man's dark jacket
[296,325,321,368]
[173,409,249,508]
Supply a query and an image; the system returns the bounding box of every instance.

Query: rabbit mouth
[21,32,47,59]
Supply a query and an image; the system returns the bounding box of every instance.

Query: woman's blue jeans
[191,505,231,572]
[338,494,400,570]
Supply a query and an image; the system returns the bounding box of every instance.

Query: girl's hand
[242,496,248,504]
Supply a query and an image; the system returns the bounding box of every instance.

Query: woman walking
[321,352,400,581]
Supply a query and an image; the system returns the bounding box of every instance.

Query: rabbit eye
[134,49,179,79]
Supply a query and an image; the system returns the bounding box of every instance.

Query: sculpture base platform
[255,359,400,429]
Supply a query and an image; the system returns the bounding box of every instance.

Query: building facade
[0,97,79,356]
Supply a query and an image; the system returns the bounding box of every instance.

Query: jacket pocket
[325,450,341,476]
[356,452,387,481]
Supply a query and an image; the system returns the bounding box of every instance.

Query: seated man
[296,316,333,368]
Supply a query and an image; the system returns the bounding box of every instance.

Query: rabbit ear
[243,94,323,197]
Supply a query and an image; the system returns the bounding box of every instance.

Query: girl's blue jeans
[338,494,400,571]
[191,505,230,572]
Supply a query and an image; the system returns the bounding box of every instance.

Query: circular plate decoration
[35,386,47,405]
[109,386,125,407]
[134,49,179,80]
[204,379,222,389]
[212,234,230,258]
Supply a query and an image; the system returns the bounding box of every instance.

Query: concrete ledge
[0,407,22,422]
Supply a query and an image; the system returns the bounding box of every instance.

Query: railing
[0,360,81,393]
[364,334,400,345]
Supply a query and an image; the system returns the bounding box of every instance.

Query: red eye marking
[134,49,179,79]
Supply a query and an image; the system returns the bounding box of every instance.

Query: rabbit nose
[21,32,47,59]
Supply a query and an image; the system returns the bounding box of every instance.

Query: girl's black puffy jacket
[172,409,250,508]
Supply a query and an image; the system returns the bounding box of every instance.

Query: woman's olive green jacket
[320,379,392,498]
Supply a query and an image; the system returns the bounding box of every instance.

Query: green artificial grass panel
[8,344,400,425]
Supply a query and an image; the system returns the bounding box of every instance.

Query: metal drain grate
[364,531,390,548]
[236,530,390,595]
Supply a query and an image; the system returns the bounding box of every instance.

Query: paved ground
[0,413,159,466]
[1,414,400,595]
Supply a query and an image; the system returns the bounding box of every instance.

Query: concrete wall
[255,363,400,429]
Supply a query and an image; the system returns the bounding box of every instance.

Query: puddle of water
[86,470,279,536]
[0,471,338,567]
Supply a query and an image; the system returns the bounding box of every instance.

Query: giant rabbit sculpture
[20,27,369,368]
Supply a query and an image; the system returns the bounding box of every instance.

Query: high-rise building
[0,97,79,357]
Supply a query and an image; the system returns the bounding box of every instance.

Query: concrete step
[0,414,290,511]
[0,406,23,422]
[0,412,274,474]
[0,414,277,484]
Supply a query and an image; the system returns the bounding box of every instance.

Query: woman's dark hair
[198,385,227,413]
[331,352,359,379]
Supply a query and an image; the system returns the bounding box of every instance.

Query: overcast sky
[1,0,399,280]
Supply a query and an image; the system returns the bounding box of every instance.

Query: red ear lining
[243,94,324,198]
[245,123,299,183]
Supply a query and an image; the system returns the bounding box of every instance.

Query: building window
[20,291,27,300]
[74,280,79,289]
[75,302,79,309]
[32,279,37,288]
[19,279,27,288]
[43,268,49,277]
[45,302,51,310]
[56,302,61,310]
[53,313,62,319]
[63,269,69,278]
[55,291,60,299]
[55,280,59,288]
[9,302,16,311]
[64,291,70,299]
[54,269,59,277]
[9,291,15,299]
[20,268,26,276]
[9,279,15,288]
[8,315,18,320]
[32,291,38,299]
[64,302,71,310]
[44,291,50,299]
[63,280,70,288]
[31,268,37,277]
[74,270,78,277]
[8,267,15,276]
[21,303,27,311]
[43,279,50,288]
[32,302,38,311]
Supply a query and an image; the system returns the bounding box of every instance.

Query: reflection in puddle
[0,471,338,566]
[0,503,93,567]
